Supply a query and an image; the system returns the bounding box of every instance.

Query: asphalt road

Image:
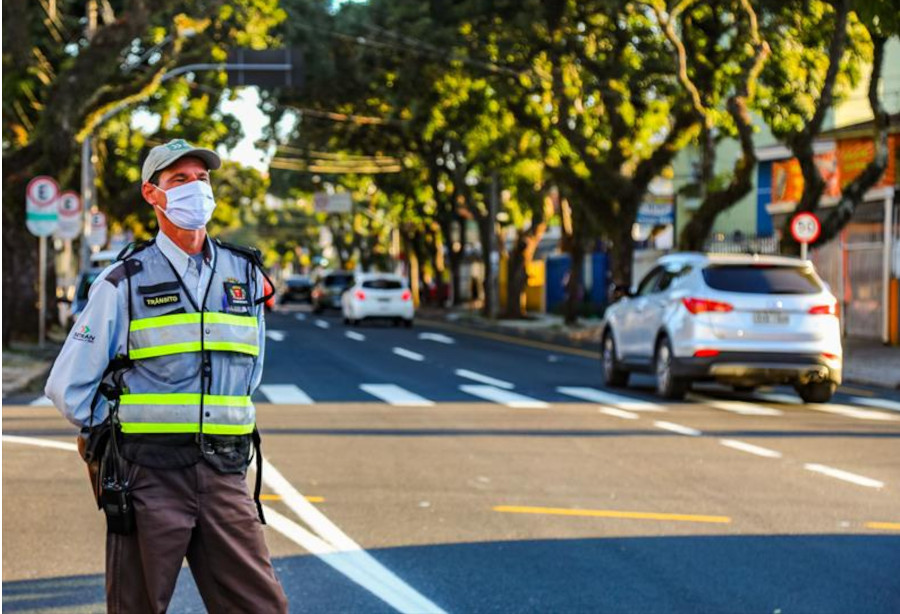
[3,304,900,613]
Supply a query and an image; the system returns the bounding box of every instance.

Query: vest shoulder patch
[104,259,143,287]
[214,239,264,267]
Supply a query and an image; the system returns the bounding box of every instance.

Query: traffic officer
[46,138,289,613]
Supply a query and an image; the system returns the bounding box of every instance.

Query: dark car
[279,275,313,305]
[67,268,103,327]
[312,271,355,313]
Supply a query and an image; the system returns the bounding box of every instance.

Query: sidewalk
[2,342,61,397]
[417,308,900,390]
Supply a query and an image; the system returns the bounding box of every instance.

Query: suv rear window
[362,279,403,290]
[324,275,353,287]
[702,265,821,294]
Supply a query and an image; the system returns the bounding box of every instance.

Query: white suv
[601,253,842,403]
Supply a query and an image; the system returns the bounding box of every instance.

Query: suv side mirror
[611,284,633,302]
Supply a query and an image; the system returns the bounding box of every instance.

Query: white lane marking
[259,384,313,405]
[454,369,514,390]
[804,463,884,489]
[557,387,664,412]
[261,459,447,613]
[360,384,434,407]
[850,397,900,413]
[392,347,425,362]
[2,435,78,452]
[599,407,640,420]
[809,404,899,422]
[719,439,783,458]
[689,394,783,416]
[4,435,446,613]
[295,313,307,321]
[418,332,455,344]
[314,319,330,329]
[266,330,287,342]
[654,421,702,437]
[345,331,366,342]
[460,385,549,409]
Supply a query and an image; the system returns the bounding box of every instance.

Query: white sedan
[341,273,415,327]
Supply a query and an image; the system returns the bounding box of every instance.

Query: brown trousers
[105,460,288,613]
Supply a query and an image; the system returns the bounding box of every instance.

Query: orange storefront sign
[837,135,899,189]
[771,150,840,203]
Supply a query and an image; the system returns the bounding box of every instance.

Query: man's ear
[141,182,164,208]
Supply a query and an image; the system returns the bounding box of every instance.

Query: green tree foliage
[2,0,284,345]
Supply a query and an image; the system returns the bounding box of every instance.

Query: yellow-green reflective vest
[116,242,261,436]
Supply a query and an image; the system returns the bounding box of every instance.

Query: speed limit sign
[790,212,820,244]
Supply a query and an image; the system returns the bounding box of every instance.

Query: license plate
[378,298,391,303]
[753,311,789,325]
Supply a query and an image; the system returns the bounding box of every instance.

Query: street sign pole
[790,212,820,262]
[38,236,47,347]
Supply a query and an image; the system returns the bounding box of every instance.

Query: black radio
[100,477,135,535]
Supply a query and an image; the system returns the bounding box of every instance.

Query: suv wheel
[795,381,835,404]
[602,332,630,387]
[655,338,688,400]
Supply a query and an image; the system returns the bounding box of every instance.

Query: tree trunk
[505,195,550,319]
[564,240,585,326]
[609,208,635,293]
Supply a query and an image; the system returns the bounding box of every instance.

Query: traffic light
[225,48,304,90]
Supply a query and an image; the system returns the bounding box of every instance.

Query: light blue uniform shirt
[45,232,266,429]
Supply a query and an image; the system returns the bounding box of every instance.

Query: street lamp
[79,57,296,269]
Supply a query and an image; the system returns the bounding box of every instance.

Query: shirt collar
[155,231,213,278]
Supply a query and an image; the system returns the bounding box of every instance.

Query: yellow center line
[865,521,900,531]
[260,494,324,503]
[494,505,731,524]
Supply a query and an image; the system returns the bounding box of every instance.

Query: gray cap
[141,138,222,183]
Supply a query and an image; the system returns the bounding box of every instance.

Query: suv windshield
[362,279,403,290]
[702,265,821,295]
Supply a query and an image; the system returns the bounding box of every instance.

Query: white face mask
[153,180,216,230]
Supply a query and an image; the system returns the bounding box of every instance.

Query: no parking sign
[54,191,83,240]
[26,176,59,237]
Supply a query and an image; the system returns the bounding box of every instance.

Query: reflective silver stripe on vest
[118,393,255,435]
[128,313,258,360]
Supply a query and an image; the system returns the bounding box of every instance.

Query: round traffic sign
[26,176,59,207]
[790,212,820,244]
[57,191,82,217]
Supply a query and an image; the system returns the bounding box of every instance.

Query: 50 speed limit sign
[790,212,820,245]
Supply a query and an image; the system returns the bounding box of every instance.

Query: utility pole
[487,172,500,319]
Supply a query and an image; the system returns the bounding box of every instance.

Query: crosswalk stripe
[259,385,314,405]
[654,421,702,437]
[688,394,783,416]
[850,396,900,413]
[314,320,330,329]
[556,387,664,411]
[454,369,514,390]
[808,404,898,422]
[460,385,549,408]
[360,384,434,407]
